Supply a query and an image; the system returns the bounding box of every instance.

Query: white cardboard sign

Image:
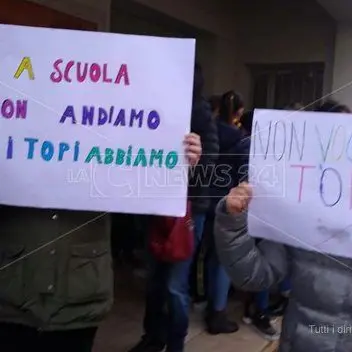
[249,109,352,258]
[0,24,195,216]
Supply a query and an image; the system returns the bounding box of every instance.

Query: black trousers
[0,323,97,352]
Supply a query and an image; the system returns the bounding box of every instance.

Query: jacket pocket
[67,243,112,304]
[0,245,25,306]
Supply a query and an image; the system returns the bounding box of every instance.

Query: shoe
[128,336,165,352]
[244,313,280,341]
[268,297,288,317]
[242,301,253,325]
[242,314,252,325]
[206,310,239,335]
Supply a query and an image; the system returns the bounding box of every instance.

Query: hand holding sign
[226,183,253,214]
[184,133,201,166]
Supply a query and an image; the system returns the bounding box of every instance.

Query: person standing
[214,181,352,352]
[239,110,287,341]
[204,91,249,335]
[316,99,351,113]
[208,95,221,119]
[130,63,219,352]
[0,133,202,352]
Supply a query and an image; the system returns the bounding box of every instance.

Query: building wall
[26,0,337,108]
[28,0,111,30]
[233,0,336,105]
[127,0,336,107]
[110,4,218,95]
[127,0,239,96]
[111,1,234,96]
[132,0,236,36]
[332,23,352,108]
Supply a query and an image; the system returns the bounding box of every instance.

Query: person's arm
[214,190,289,292]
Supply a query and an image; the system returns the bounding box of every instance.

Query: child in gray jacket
[215,182,352,352]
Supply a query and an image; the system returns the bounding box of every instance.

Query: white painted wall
[332,23,352,108]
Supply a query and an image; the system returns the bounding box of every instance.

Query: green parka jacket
[0,206,113,331]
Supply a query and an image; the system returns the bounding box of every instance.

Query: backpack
[149,202,194,262]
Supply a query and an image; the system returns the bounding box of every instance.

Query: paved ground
[93,266,279,352]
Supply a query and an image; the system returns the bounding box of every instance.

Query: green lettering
[133,148,148,167]
[165,151,178,169]
[85,146,102,164]
[126,145,132,166]
[150,149,163,167]
[104,148,114,164]
[116,148,126,165]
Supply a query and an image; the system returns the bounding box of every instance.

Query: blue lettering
[41,141,54,161]
[74,141,80,162]
[58,142,70,161]
[24,137,39,159]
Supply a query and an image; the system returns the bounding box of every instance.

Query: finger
[186,152,198,160]
[186,154,200,167]
[229,187,248,199]
[226,197,241,213]
[238,181,249,190]
[184,134,201,145]
[229,189,250,211]
[185,145,202,155]
[185,132,200,140]
[243,184,253,200]
[238,182,253,198]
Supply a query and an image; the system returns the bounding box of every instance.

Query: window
[250,63,324,110]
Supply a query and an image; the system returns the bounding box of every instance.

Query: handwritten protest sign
[0,24,195,216]
[248,109,352,258]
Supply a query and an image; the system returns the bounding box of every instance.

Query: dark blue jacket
[188,98,219,214]
[209,121,250,210]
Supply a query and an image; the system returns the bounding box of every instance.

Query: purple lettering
[147,110,160,130]
[98,108,108,125]
[60,105,77,124]
[82,106,94,125]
